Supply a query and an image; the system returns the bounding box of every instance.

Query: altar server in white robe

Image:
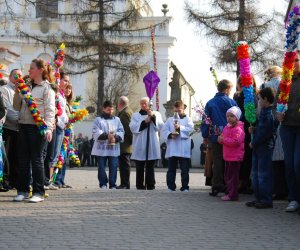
[130,97,164,190]
[162,100,194,192]
[92,100,124,189]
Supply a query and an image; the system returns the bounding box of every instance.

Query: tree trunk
[236,0,245,79]
[97,0,105,115]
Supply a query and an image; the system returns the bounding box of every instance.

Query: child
[246,87,276,209]
[162,100,194,192]
[218,106,245,201]
[201,79,237,196]
[91,100,124,189]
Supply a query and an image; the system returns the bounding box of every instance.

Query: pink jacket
[220,121,245,162]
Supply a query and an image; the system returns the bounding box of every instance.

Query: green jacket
[118,106,133,154]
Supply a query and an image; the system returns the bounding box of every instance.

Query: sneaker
[28,195,44,203]
[168,188,175,192]
[110,187,116,190]
[100,185,107,189]
[221,195,231,201]
[48,183,59,190]
[13,193,29,202]
[286,201,299,212]
[181,189,189,192]
[44,185,50,190]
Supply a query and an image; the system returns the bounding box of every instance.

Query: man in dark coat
[116,96,133,189]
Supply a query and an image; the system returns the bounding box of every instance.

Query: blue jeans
[56,159,67,186]
[280,125,300,201]
[50,127,64,168]
[98,156,118,188]
[166,157,190,191]
[251,146,273,205]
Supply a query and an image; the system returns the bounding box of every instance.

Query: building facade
[0,0,175,118]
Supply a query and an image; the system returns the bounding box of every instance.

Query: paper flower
[14,74,48,135]
[277,6,300,113]
[235,41,256,125]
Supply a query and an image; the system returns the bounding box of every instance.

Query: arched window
[36,0,58,18]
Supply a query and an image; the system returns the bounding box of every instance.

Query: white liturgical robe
[162,115,194,159]
[91,116,124,157]
[130,111,164,161]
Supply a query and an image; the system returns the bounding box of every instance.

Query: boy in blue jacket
[201,79,237,196]
[246,87,277,209]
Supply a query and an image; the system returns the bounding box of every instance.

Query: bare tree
[185,0,286,77]
[1,0,168,114]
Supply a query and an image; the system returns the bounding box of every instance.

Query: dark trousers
[135,160,155,190]
[17,124,47,195]
[252,146,273,205]
[119,153,131,188]
[167,157,190,191]
[273,160,288,197]
[224,161,240,200]
[91,155,97,166]
[280,125,300,201]
[43,129,56,185]
[211,143,225,190]
[2,128,19,188]
[81,154,90,166]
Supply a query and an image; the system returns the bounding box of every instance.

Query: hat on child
[226,106,242,120]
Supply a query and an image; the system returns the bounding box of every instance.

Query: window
[36,0,58,18]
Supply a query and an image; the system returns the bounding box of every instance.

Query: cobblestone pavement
[0,167,299,250]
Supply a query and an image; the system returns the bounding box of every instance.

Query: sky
[148,0,288,104]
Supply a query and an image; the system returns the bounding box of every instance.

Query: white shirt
[162,115,194,159]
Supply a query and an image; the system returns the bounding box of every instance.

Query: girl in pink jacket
[218,106,245,201]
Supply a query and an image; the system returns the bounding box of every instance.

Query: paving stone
[0,168,299,249]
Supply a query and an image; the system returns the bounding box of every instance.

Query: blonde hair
[31,58,55,84]
[264,66,282,80]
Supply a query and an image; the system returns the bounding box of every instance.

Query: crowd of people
[0,59,75,202]
[0,53,299,217]
[201,58,300,214]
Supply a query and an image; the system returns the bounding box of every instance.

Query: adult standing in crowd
[277,51,300,213]
[0,69,22,190]
[201,80,237,196]
[130,97,164,190]
[75,133,83,162]
[56,82,73,188]
[45,71,69,189]
[116,96,133,189]
[262,66,287,200]
[13,58,56,203]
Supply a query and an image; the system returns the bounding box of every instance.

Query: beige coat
[13,80,56,132]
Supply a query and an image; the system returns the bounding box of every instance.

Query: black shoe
[116,185,129,190]
[254,202,273,209]
[209,188,219,197]
[272,194,287,200]
[245,200,258,207]
[0,187,9,192]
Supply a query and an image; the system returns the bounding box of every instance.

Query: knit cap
[226,106,242,120]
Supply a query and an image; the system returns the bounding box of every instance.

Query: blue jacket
[201,92,237,143]
[252,106,277,149]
